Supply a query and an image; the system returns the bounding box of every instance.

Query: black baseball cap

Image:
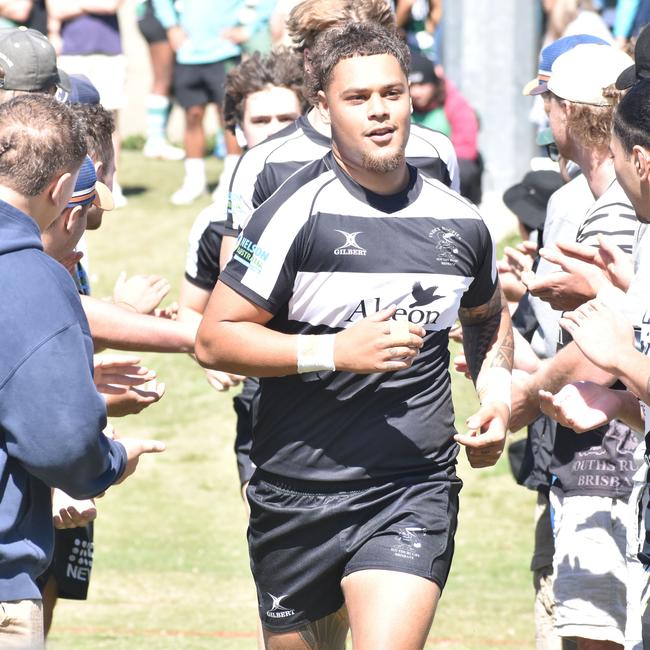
[408,51,439,85]
[503,171,563,231]
[616,24,650,89]
[0,27,61,92]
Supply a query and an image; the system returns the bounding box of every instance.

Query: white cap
[547,43,633,106]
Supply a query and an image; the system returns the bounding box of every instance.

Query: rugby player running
[197,22,513,650]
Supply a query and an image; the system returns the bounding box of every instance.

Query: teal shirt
[152,0,274,64]
[411,108,451,137]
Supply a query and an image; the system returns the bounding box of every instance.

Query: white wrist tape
[475,367,512,412]
[296,334,336,374]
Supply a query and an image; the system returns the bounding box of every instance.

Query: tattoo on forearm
[492,325,514,370]
[458,286,513,383]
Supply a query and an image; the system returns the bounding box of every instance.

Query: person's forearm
[533,342,617,396]
[196,320,299,376]
[612,388,644,431]
[82,295,195,353]
[614,347,650,406]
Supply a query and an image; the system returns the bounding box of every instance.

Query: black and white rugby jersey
[184,207,226,291]
[224,113,460,237]
[220,152,496,482]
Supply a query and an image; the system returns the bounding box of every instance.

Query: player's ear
[633,145,650,181]
[317,90,331,125]
[94,160,104,181]
[65,205,83,234]
[49,171,73,212]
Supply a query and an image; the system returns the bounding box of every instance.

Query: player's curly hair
[565,84,624,150]
[71,103,115,169]
[305,22,409,105]
[224,48,308,134]
[287,0,394,52]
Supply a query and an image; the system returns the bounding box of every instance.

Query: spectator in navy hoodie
[0,94,164,649]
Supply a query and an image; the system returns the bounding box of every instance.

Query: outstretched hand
[553,236,633,292]
[113,272,171,315]
[454,402,509,468]
[539,381,623,433]
[205,369,245,392]
[94,354,165,416]
[559,299,634,374]
[52,489,97,529]
[113,437,166,485]
[334,305,425,373]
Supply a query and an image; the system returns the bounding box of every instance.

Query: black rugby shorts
[246,469,460,632]
[173,57,240,109]
[137,0,167,44]
[233,377,259,486]
[37,524,94,600]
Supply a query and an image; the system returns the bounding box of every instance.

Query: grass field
[47,152,535,649]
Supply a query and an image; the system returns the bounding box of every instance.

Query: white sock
[184,158,206,186]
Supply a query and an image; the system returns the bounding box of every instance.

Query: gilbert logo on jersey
[334,230,367,256]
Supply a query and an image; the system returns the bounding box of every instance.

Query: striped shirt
[224,113,460,237]
[221,152,496,482]
[575,180,637,254]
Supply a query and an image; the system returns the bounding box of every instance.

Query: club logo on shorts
[428,226,461,265]
[266,593,296,619]
[334,230,367,256]
[391,526,428,562]
[66,537,94,582]
[398,527,427,549]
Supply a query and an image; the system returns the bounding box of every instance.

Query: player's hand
[453,353,472,380]
[553,236,633,292]
[52,489,97,529]
[539,381,622,433]
[454,402,509,468]
[537,244,608,300]
[94,354,155,389]
[154,301,179,320]
[104,380,166,417]
[113,272,171,315]
[334,305,425,373]
[113,437,166,484]
[502,241,537,281]
[166,25,187,51]
[58,250,84,275]
[205,369,245,392]
[559,299,634,374]
[221,25,249,44]
[521,267,594,311]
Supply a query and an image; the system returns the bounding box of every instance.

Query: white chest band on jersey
[475,367,512,413]
[296,334,337,374]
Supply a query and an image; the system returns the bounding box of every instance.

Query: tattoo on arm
[458,285,514,383]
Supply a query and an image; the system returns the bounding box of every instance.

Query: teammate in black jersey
[197,24,513,649]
